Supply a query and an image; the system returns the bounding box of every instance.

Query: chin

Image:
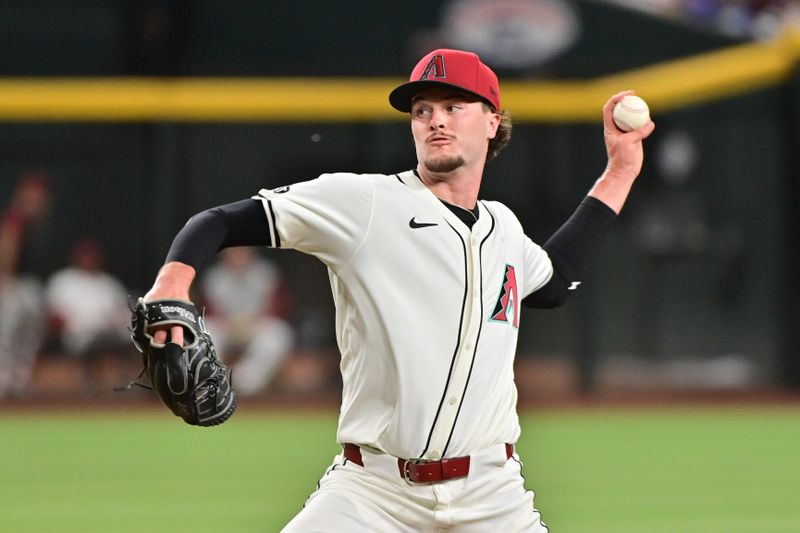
[425,156,465,173]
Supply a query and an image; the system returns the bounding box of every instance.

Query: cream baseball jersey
[254,170,553,460]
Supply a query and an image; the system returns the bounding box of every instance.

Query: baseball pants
[281,443,549,532]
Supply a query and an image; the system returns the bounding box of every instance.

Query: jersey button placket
[425,226,482,459]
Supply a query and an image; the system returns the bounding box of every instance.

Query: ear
[487,111,501,140]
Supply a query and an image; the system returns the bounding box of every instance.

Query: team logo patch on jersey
[273,186,290,194]
[490,264,519,328]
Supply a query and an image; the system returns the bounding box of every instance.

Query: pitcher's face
[410,88,499,174]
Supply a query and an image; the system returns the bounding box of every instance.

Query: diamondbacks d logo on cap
[420,55,446,80]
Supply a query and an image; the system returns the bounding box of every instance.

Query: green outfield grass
[1,405,797,532]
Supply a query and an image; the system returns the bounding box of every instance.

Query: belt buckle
[402,457,427,484]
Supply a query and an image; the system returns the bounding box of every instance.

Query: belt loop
[342,443,364,466]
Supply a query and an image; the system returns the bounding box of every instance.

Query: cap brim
[388,80,492,112]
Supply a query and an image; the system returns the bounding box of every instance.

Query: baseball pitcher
[136,48,654,530]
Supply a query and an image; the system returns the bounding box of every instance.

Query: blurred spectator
[0,171,50,398]
[603,0,800,40]
[45,238,130,386]
[200,247,294,396]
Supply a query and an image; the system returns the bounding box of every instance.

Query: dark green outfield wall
[0,1,795,386]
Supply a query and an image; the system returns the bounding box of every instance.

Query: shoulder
[45,268,80,292]
[480,199,523,227]
[258,172,390,199]
[480,200,529,242]
[98,272,127,292]
[319,172,404,188]
[252,258,279,277]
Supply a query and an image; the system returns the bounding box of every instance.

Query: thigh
[281,460,425,533]
[453,457,549,533]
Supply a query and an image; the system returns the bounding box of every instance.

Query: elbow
[536,290,569,309]
[544,292,569,308]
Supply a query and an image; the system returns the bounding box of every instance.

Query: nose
[429,108,447,130]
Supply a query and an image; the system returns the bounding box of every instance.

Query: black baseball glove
[130,298,236,426]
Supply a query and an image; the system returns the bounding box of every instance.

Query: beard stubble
[425,155,465,173]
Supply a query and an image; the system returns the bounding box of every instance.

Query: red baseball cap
[389,49,501,112]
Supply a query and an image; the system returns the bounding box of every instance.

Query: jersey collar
[398,169,492,237]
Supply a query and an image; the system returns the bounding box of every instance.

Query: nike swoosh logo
[409,217,438,229]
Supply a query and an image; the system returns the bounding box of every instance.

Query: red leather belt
[342,443,514,483]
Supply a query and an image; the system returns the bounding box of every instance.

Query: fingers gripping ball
[131,298,237,426]
[612,95,650,132]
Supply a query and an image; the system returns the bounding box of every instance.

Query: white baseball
[612,95,650,132]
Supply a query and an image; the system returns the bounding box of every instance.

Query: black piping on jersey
[419,219,468,459]
[442,205,496,457]
[266,199,281,248]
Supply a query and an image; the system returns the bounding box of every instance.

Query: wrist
[599,167,637,187]
[144,262,196,302]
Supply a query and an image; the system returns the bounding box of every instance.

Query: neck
[416,165,483,210]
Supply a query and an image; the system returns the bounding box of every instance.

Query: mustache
[426,133,455,142]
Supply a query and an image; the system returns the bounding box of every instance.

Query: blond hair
[487,107,512,161]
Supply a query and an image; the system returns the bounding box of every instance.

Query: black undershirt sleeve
[165,198,270,272]
[523,196,617,309]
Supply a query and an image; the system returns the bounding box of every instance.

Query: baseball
[612,95,650,131]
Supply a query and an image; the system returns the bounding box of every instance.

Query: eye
[412,106,431,118]
[446,104,463,113]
